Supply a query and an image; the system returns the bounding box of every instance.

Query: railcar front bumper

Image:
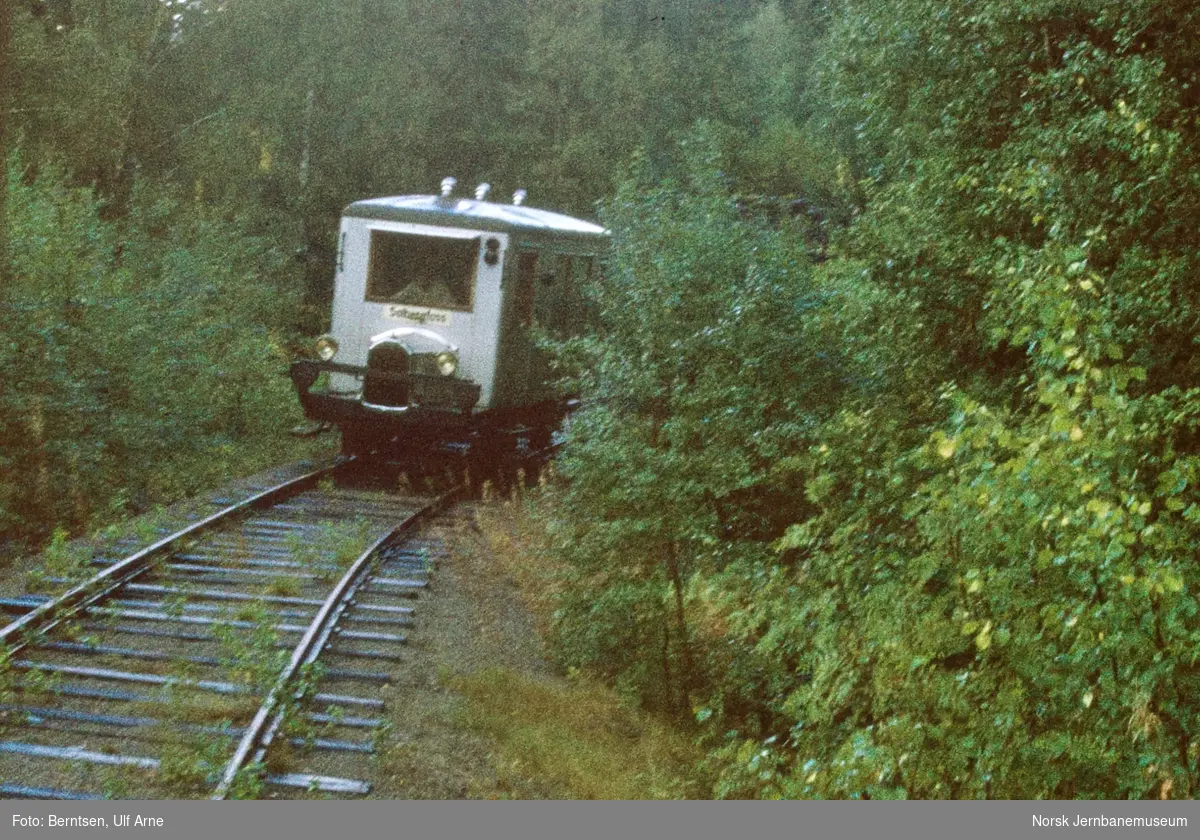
[289,360,481,425]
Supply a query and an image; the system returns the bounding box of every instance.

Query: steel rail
[211,483,461,799]
[0,461,346,658]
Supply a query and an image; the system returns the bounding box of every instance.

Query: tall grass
[453,668,704,800]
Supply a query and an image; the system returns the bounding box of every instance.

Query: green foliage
[224,762,268,801]
[25,527,91,591]
[213,600,287,694]
[0,649,13,709]
[716,0,1200,800]
[0,159,304,538]
[275,660,329,755]
[543,130,863,716]
[284,517,374,581]
[451,667,705,799]
[543,1,1200,800]
[266,576,303,598]
[8,0,834,293]
[157,732,235,796]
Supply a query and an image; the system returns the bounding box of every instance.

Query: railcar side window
[516,251,538,327]
[365,230,477,311]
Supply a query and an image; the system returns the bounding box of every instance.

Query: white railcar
[290,180,608,454]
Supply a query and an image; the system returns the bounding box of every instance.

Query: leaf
[1157,469,1188,496]
[975,622,992,651]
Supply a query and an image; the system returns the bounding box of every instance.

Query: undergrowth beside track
[368,492,707,800]
[450,667,703,800]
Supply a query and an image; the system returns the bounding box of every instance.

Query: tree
[708,0,1200,799]
[543,130,859,717]
[0,0,9,284]
[538,0,1200,800]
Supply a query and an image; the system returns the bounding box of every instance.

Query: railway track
[0,460,460,800]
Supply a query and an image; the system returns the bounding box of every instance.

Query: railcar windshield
[365,230,477,311]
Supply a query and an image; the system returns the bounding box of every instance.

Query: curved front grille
[363,343,409,407]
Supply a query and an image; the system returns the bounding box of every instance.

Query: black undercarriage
[289,360,567,460]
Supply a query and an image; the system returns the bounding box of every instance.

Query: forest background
[2,0,1199,799]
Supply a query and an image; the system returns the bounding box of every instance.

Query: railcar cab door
[497,248,593,408]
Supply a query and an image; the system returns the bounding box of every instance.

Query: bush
[541,0,1200,796]
[541,130,868,719]
[0,157,305,538]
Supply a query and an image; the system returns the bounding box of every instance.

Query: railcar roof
[345,195,608,239]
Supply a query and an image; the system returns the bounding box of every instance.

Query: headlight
[436,351,458,377]
[315,335,339,361]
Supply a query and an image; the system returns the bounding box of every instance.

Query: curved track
[0,461,459,800]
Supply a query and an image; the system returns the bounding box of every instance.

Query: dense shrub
[543,133,882,717]
[0,160,304,536]
[544,0,1200,800]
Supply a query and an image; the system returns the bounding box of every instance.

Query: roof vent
[475,182,491,201]
[440,177,457,198]
[512,189,527,206]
